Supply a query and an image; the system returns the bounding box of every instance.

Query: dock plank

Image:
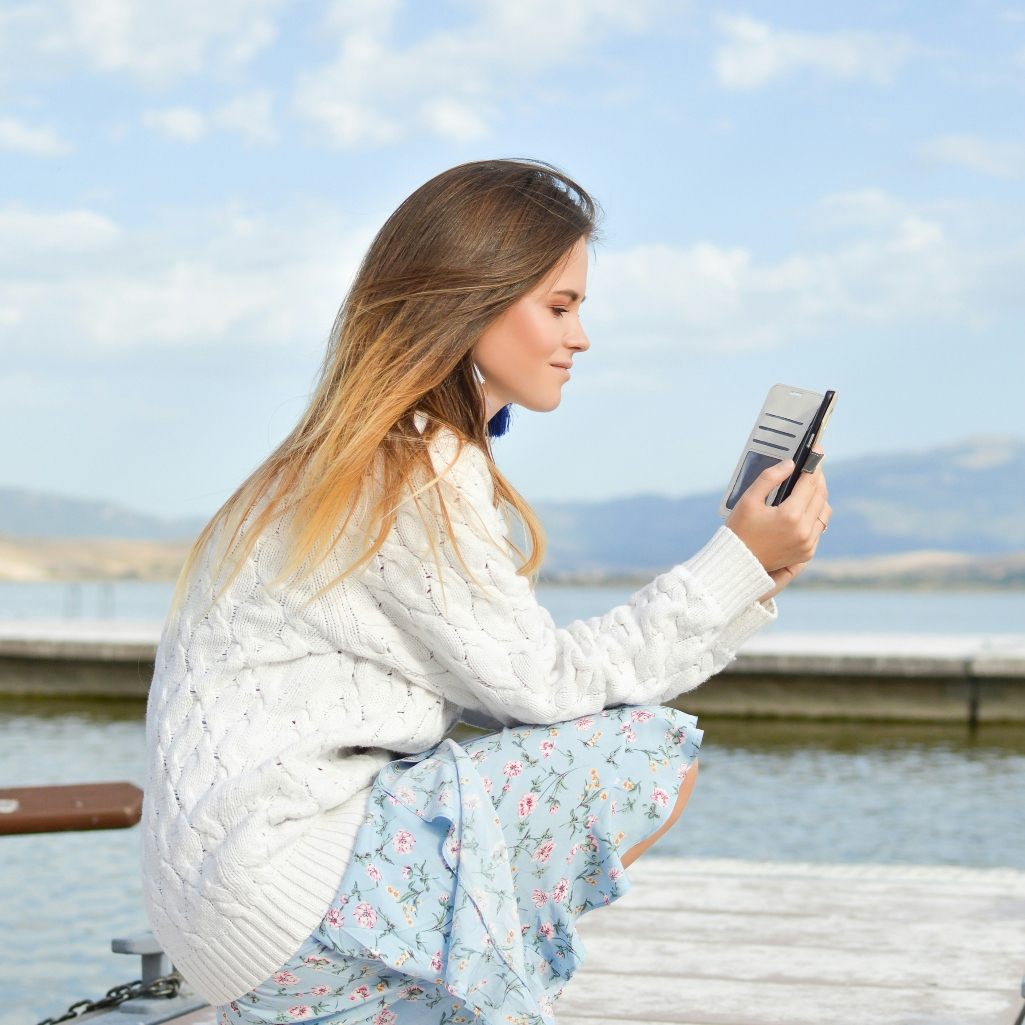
[556,858,1025,1025]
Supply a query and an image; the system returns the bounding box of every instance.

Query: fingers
[742,459,794,505]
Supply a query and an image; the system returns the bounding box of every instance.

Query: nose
[567,320,590,353]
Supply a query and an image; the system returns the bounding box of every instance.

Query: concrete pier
[0,620,160,698]
[1,621,1025,720]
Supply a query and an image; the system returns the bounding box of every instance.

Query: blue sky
[2,0,1025,516]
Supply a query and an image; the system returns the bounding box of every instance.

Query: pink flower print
[395,785,416,804]
[539,994,555,1017]
[549,803,560,814]
[651,787,670,808]
[391,829,415,854]
[551,877,570,903]
[611,800,618,816]
[532,839,555,862]
[287,1007,310,1020]
[464,794,482,809]
[350,986,371,1001]
[538,921,555,939]
[310,985,331,997]
[354,902,377,928]
[481,775,493,794]
[678,762,689,779]
[575,716,593,730]
[502,760,523,777]
[303,956,329,969]
[430,951,443,972]
[531,888,548,908]
[609,867,624,881]
[273,970,301,986]
[517,792,538,817]
[437,789,451,805]
[438,892,450,903]
[540,739,555,758]
[631,709,655,722]
[586,814,598,827]
[372,1010,397,1025]
[401,865,411,879]
[366,863,382,882]
[620,725,637,743]
[537,958,550,974]
[323,907,344,929]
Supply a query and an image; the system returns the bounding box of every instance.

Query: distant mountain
[0,488,205,540]
[536,436,1025,578]
[4,436,1025,577]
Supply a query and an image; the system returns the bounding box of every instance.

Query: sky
[2,0,1025,517]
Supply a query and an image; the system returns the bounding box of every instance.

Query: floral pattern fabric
[220,704,701,1025]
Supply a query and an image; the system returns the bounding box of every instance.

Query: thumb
[742,459,794,505]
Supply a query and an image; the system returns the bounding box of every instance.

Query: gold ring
[818,518,828,532]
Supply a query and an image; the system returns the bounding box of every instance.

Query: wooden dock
[1,622,1025,720]
[560,858,1025,1025]
[79,858,1025,1025]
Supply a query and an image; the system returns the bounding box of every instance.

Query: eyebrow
[552,289,585,302]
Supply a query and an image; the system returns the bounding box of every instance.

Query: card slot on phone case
[719,384,837,518]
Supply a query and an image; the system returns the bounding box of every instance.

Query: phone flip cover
[718,384,825,519]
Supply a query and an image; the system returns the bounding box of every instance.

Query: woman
[142,160,830,1025]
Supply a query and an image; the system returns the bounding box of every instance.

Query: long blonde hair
[178,159,599,600]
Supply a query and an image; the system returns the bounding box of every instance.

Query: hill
[3,436,1025,583]
[536,435,1025,578]
[0,488,204,539]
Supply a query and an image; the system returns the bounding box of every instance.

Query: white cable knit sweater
[142,431,776,1005]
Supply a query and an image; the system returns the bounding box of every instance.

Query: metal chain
[36,974,182,1025]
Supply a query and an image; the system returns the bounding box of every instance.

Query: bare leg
[621,759,699,869]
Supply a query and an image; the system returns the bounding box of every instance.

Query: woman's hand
[725,453,831,602]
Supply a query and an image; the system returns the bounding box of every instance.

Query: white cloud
[142,107,207,144]
[919,134,1025,179]
[1,0,285,90]
[4,188,1023,375]
[294,0,661,149]
[0,209,120,260]
[0,115,72,156]
[713,13,916,90]
[142,91,277,146]
[587,189,1024,351]
[212,89,277,145]
[0,201,369,353]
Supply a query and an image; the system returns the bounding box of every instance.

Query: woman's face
[473,237,590,416]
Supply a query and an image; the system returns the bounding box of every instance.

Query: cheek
[505,304,560,367]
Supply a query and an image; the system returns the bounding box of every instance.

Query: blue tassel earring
[487,404,513,438]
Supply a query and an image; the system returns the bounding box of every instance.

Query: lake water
[3,579,1025,632]
[3,582,1025,1022]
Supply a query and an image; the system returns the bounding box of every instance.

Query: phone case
[718,384,835,518]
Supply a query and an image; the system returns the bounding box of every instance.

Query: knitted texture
[141,431,776,1004]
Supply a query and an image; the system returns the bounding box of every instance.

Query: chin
[520,391,563,414]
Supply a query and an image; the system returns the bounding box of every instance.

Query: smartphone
[718,384,837,518]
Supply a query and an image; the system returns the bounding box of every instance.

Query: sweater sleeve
[361,437,776,727]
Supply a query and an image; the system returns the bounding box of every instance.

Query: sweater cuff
[682,526,775,624]
[716,596,777,655]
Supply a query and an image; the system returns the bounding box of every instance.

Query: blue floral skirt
[220,704,701,1025]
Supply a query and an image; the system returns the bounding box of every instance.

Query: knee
[667,758,698,829]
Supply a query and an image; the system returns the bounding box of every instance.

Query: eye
[551,306,568,317]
